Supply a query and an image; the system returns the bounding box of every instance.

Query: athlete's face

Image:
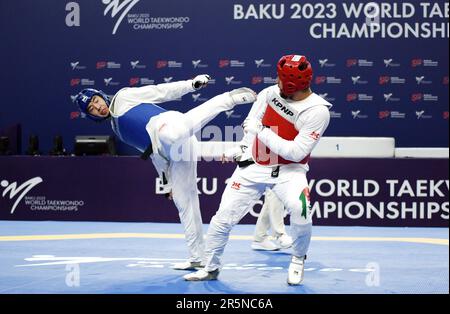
[87,95,110,118]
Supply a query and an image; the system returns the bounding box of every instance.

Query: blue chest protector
[111,103,166,152]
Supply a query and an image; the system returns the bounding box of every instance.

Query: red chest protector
[252,97,311,166]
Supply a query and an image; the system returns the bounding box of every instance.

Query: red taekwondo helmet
[277,54,313,97]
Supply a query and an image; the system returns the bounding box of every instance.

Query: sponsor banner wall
[0,157,448,227]
[0,0,448,155]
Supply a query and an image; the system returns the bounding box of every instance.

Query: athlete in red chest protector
[184,55,333,285]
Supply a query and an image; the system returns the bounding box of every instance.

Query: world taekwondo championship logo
[1,177,43,214]
[103,0,140,35]
[102,0,190,35]
[1,177,86,215]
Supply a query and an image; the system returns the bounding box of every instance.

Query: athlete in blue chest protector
[75,75,257,270]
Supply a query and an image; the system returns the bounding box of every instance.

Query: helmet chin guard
[277,55,313,97]
[74,88,111,121]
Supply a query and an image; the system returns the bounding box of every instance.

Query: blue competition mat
[0,221,448,294]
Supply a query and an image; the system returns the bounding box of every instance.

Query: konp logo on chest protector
[268,97,297,123]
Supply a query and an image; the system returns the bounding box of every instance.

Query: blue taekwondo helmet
[75,88,111,121]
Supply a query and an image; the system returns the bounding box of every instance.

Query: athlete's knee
[289,205,312,225]
[287,187,312,225]
[158,122,190,145]
[210,213,235,235]
[157,123,176,145]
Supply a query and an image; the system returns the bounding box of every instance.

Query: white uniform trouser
[204,163,313,272]
[254,188,287,242]
[146,93,235,263]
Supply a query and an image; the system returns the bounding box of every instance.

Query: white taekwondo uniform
[202,84,332,272]
[108,80,243,264]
